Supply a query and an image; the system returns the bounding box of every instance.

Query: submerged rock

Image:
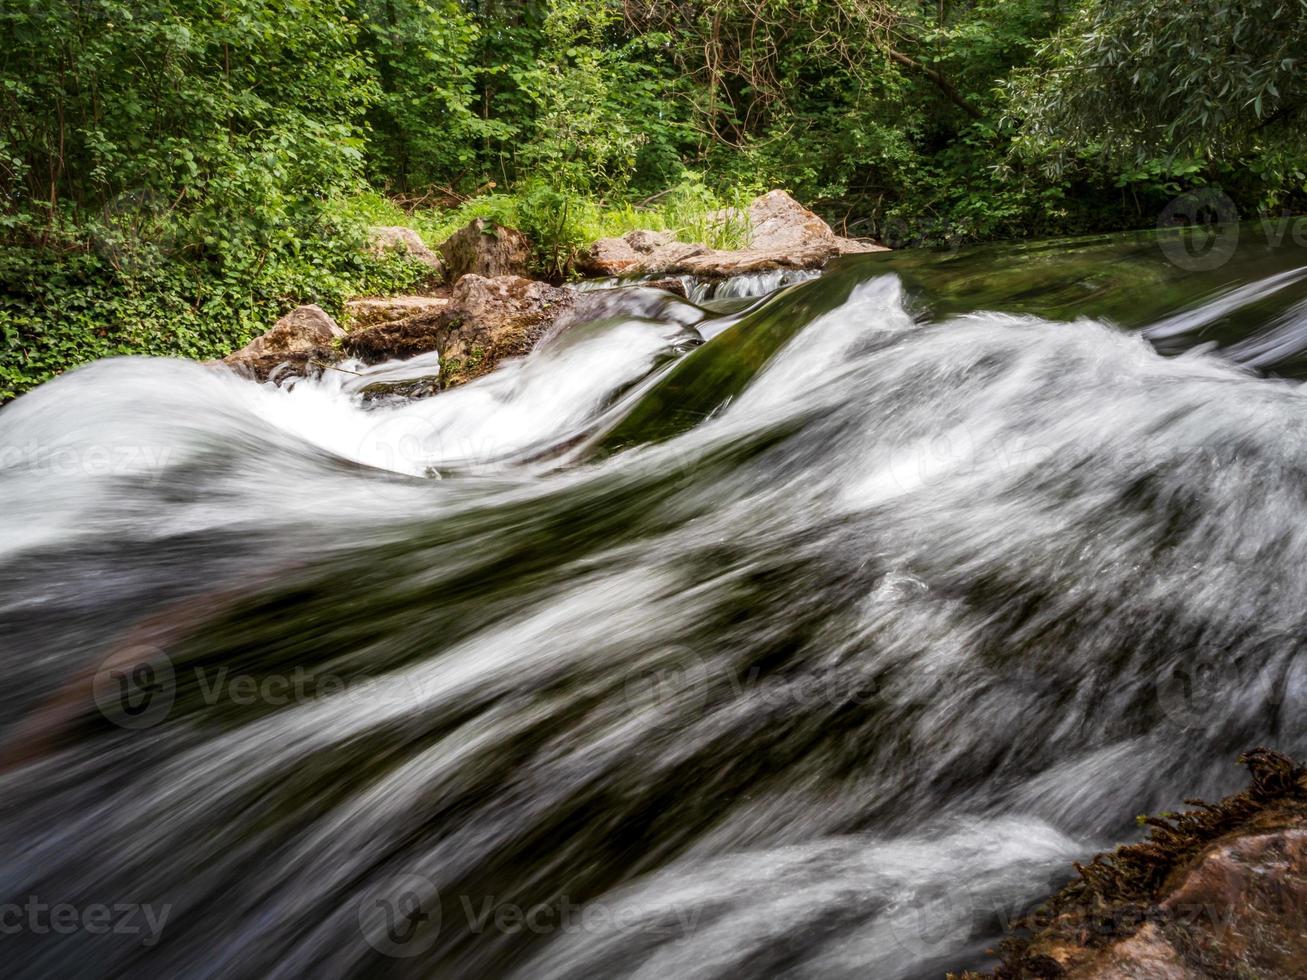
[439,217,532,281]
[358,375,441,403]
[366,225,444,275]
[221,304,345,382]
[960,748,1307,980]
[342,274,573,388]
[578,189,886,278]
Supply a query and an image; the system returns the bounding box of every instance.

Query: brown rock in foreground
[578,189,887,278]
[222,304,345,382]
[439,218,532,281]
[956,748,1307,980]
[342,274,573,388]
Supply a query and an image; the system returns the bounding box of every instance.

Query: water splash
[3,233,1307,978]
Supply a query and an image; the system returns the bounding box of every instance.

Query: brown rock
[625,229,676,254]
[438,218,532,281]
[344,296,450,331]
[341,275,573,388]
[835,236,888,254]
[367,225,444,275]
[965,749,1307,980]
[744,189,837,252]
[674,242,827,277]
[1038,830,1307,979]
[221,304,344,381]
[582,237,639,276]
[1155,828,1307,976]
[577,190,887,279]
[338,315,450,366]
[1073,924,1189,979]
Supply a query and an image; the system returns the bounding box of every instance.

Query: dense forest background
[3,0,1305,399]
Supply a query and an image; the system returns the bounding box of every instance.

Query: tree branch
[886,48,983,119]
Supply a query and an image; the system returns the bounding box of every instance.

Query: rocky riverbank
[219,190,884,389]
[956,749,1307,980]
[578,189,885,277]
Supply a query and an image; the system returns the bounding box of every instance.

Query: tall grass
[347,176,754,280]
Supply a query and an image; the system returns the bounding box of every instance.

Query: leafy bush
[5,0,1307,402]
[1009,0,1307,173]
[0,205,433,402]
[1,0,374,233]
[374,176,753,281]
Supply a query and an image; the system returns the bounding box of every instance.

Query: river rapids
[3,225,1307,978]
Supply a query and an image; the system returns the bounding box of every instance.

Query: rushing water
[3,224,1307,978]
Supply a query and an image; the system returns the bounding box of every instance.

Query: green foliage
[0,0,403,399]
[4,0,1307,402]
[0,202,433,401]
[1008,0,1307,196]
[353,0,693,197]
[355,0,486,191]
[393,176,751,279]
[1,0,374,230]
[658,178,752,251]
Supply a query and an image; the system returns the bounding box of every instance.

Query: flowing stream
[3,224,1307,978]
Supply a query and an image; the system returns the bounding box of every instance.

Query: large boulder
[577,190,886,279]
[342,274,573,389]
[583,237,640,276]
[745,189,884,256]
[222,304,345,382]
[344,295,449,331]
[438,218,532,281]
[367,225,444,275]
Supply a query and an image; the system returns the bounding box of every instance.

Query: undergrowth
[1,177,754,401]
[351,175,754,279]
